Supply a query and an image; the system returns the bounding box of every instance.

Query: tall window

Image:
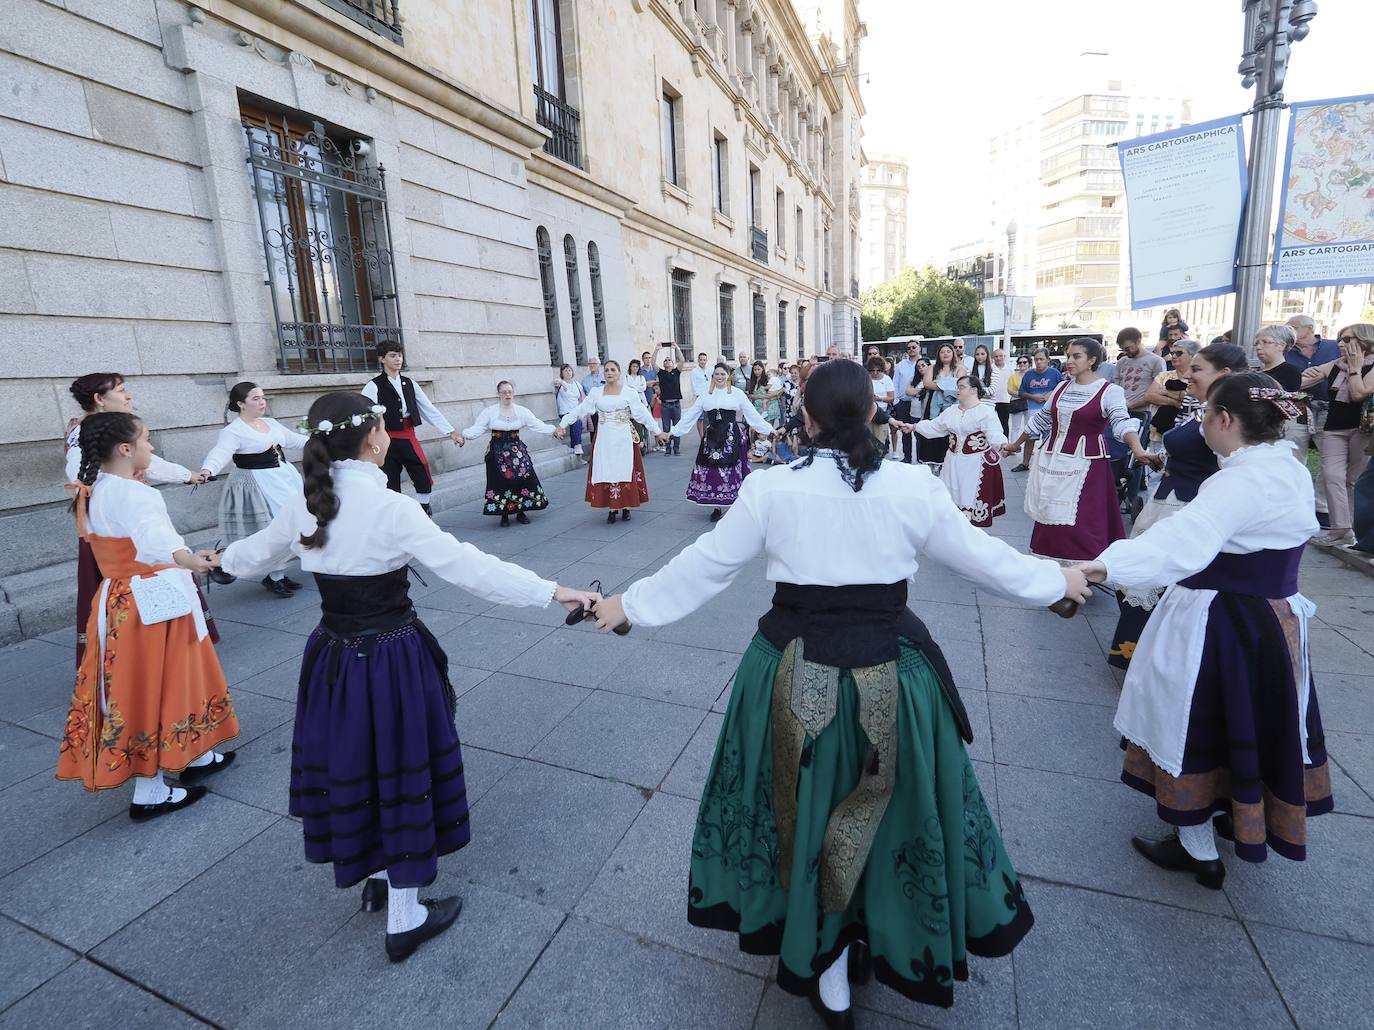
[536,226,562,365]
[242,103,402,373]
[775,189,785,249]
[778,300,788,359]
[752,293,767,360]
[587,241,609,362]
[823,226,832,289]
[563,234,587,364]
[671,269,693,350]
[798,305,805,355]
[795,206,804,263]
[662,87,682,187]
[718,284,735,359]
[712,132,728,213]
[528,0,564,98]
[748,166,761,226]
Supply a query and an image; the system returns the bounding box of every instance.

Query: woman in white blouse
[1075,373,1331,889]
[198,382,310,596]
[558,359,667,523]
[671,362,779,521]
[623,358,654,454]
[458,380,564,527]
[1002,338,1151,561]
[592,360,1088,1022]
[221,392,597,963]
[912,375,1007,527]
[552,364,587,462]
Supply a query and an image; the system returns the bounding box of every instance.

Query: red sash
[387,418,431,474]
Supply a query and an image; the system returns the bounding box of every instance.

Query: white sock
[132,774,186,806]
[387,885,426,934]
[415,492,432,503]
[268,570,285,582]
[1177,822,1219,861]
[186,750,220,768]
[818,945,851,1012]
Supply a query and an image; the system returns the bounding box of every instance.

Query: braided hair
[69,373,124,412]
[299,392,385,550]
[71,412,142,511]
[794,357,884,491]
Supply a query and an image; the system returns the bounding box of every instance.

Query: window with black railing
[536,226,563,366]
[719,284,735,359]
[242,104,402,374]
[319,0,402,44]
[534,86,582,169]
[752,294,767,360]
[588,242,609,362]
[671,269,693,351]
[750,225,768,263]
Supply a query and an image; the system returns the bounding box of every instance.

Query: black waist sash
[699,409,741,467]
[758,582,972,742]
[232,446,284,470]
[301,568,455,714]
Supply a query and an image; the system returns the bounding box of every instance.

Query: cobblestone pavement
[1,452,1371,1029]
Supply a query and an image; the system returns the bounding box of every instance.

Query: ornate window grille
[318,1,403,45]
[242,106,403,373]
[718,284,735,360]
[536,226,563,366]
[563,234,587,365]
[778,300,788,360]
[752,293,767,360]
[671,269,693,351]
[535,87,583,169]
[588,242,609,362]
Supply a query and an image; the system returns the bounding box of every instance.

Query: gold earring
[371,444,381,455]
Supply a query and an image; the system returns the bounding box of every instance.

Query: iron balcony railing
[750,225,768,263]
[318,0,402,43]
[534,86,583,169]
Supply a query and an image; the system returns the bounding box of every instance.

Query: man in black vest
[360,342,461,515]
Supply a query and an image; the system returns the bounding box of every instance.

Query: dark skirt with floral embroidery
[483,430,548,516]
[688,633,1032,1010]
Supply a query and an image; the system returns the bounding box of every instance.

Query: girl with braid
[58,412,239,821]
[220,393,600,963]
[63,373,211,667]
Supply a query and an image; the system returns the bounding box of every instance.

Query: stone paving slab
[1,453,1371,1027]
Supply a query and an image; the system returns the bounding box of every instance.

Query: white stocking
[415,492,432,504]
[817,945,851,1012]
[132,774,186,806]
[186,750,221,769]
[386,885,426,935]
[268,570,285,582]
[1178,822,1219,861]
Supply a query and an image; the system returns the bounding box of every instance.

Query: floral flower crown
[298,404,386,436]
[1248,387,1308,420]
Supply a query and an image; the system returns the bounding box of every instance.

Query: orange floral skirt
[56,577,239,791]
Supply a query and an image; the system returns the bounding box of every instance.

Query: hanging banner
[1117,114,1248,308]
[1272,93,1374,290]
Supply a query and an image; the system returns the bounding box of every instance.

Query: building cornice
[200,0,546,156]
[526,154,639,218]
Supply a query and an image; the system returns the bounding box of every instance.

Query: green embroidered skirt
[687,633,1032,1009]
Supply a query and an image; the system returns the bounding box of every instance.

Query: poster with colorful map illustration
[1272,93,1374,289]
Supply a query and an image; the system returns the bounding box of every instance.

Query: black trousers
[892,400,915,462]
[995,402,1011,436]
[382,436,432,494]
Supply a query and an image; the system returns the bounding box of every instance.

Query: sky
[858,0,1374,266]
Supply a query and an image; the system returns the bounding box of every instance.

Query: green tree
[860,265,983,341]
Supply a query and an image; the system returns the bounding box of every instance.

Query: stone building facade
[859,153,907,288]
[0,0,865,642]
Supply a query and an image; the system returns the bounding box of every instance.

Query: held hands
[1135,450,1164,471]
[1000,442,1019,456]
[553,584,602,614]
[175,549,221,574]
[655,432,671,445]
[1059,565,1092,606]
[449,431,463,446]
[1069,560,1108,585]
[591,593,628,632]
[187,471,211,485]
[553,426,567,439]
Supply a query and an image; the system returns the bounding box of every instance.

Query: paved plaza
[0,453,1371,1029]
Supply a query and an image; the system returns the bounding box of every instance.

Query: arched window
[536,227,562,366]
[563,234,587,364]
[587,241,609,363]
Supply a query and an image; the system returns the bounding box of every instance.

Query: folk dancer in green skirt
[592,360,1090,1026]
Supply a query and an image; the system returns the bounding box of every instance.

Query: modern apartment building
[0,0,866,641]
[859,153,908,287]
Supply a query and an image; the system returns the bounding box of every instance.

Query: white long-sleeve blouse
[621,453,1066,627]
[199,418,310,476]
[673,388,775,436]
[86,472,188,565]
[460,404,557,439]
[220,460,556,607]
[64,423,193,486]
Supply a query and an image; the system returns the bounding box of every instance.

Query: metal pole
[1233,0,1317,361]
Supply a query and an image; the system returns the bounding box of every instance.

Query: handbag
[129,569,195,625]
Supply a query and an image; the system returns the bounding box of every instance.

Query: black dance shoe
[1213,813,1235,842]
[848,940,872,985]
[620,509,631,521]
[1131,834,1225,890]
[709,507,723,522]
[360,878,387,913]
[807,986,855,1030]
[1011,463,1030,472]
[261,576,292,598]
[421,503,434,517]
[208,569,236,586]
[129,784,207,823]
[280,576,303,592]
[515,512,530,525]
[500,514,511,528]
[607,511,618,524]
[177,751,236,785]
[385,895,463,963]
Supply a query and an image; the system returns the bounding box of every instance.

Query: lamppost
[1233,0,1318,359]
